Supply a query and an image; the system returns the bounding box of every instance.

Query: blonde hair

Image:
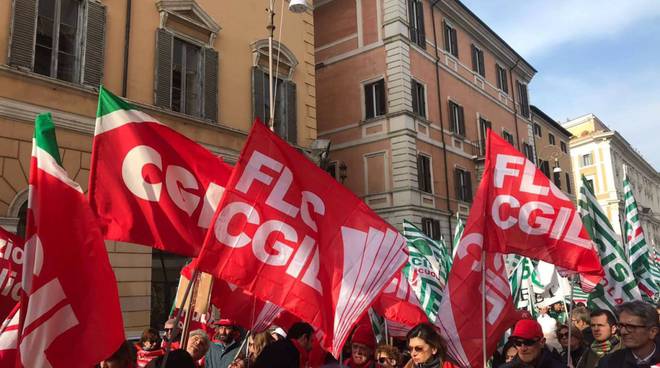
[249,331,275,360]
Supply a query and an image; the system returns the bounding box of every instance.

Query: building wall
[315,0,536,240]
[0,0,315,336]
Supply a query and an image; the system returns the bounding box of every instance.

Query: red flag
[89,87,232,256]
[17,113,124,368]
[0,229,22,322]
[373,273,429,329]
[479,130,603,289]
[196,121,408,356]
[0,303,18,366]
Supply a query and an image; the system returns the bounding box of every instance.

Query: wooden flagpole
[162,268,200,368]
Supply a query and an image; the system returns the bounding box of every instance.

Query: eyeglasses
[617,323,649,332]
[408,346,427,353]
[377,357,392,364]
[511,338,541,347]
[557,333,569,339]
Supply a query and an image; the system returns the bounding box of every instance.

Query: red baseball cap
[510,319,543,340]
[214,318,236,326]
[351,324,375,350]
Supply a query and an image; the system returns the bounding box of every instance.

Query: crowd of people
[96,300,659,368]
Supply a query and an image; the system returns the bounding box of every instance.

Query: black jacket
[253,338,300,368]
[501,347,567,368]
[597,344,660,368]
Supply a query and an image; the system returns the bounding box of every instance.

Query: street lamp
[267,0,308,130]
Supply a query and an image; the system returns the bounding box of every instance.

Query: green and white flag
[623,175,658,298]
[402,220,451,323]
[452,213,465,259]
[578,176,641,311]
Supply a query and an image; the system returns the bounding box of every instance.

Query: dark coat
[501,347,567,368]
[253,338,300,368]
[597,343,660,368]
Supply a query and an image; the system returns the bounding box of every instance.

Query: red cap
[350,324,375,350]
[214,318,235,326]
[511,319,543,340]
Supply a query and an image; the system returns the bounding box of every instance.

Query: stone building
[563,114,660,248]
[0,0,315,336]
[314,0,536,243]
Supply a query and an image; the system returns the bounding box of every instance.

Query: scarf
[414,355,441,368]
[590,336,618,357]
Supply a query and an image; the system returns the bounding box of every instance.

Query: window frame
[496,63,508,93]
[549,133,556,146]
[533,123,542,137]
[411,79,426,118]
[170,37,203,116]
[582,153,593,167]
[364,78,387,120]
[478,116,491,155]
[502,130,514,145]
[408,0,425,48]
[471,44,485,78]
[448,100,465,137]
[455,167,472,202]
[516,80,530,118]
[565,172,572,194]
[560,141,568,154]
[417,153,433,194]
[443,20,458,58]
[421,217,441,241]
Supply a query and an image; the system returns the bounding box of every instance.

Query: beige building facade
[0,0,315,336]
[531,105,575,202]
[314,0,536,242]
[563,114,660,249]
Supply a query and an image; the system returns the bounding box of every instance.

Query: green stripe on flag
[34,113,62,166]
[97,85,137,117]
[579,176,641,312]
[623,176,658,297]
[452,213,464,259]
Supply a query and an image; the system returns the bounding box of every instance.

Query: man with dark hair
[206,319,243,368]
[572,306,594,344]
[576,309,620,368]
[598,301,659,367]
[254,322,314,368]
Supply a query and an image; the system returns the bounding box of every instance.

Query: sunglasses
[511,338,540,347]
[378,357,392,364]
[408,346,427,353]
[557,332,568,339]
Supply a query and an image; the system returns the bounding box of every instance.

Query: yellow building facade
[0,0,315,336]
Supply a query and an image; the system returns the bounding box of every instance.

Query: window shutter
[364,83,374,119]
[443,21,450,52]
[155,29,173,108]
[471,45,477,72]
[377,79,386,115]
[450,28,458,57]
[8,0,37,69]
[502,69,508,93]
[458,105,465,136]
[416,1,425,46]
[285,81,297,144]
[454,169,461,201]
[417,155,423,190]
[203,47,219,121]
[478,49,485,77]
[252,67,266,123]
[411,81,418,115]
[407,0,416,43]
[465,171,472,202]
[82,1,106,87]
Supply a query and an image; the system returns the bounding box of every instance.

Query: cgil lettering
[214,150,324,294]
[0,237,22,301]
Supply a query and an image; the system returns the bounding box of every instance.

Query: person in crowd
[269,325,287,341]
[375,344,402,368]
[571,307,594,345]
[145,349,195,368]
[187,329,211,367]
[228,357,248,368]
[253,322,315,368]
[538,304,561,354]
[551,302,568,325]
[162,318,182,350]
[205,319,243,368]
[502,319,566,368]
[99,340,137,368]
[345,323,377,367]
[404,323,457,368]
[504,340,519,364]
[556,324,585,367]
[597,301,659,368]
[575,309,620,368]
[136,328,165,367]
[248,331,275,363]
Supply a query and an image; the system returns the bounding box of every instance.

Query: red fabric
[478,130,603,290]
[17,129,125,367]
[373,272,429,330]
[351,323,375,350]
[345,358,374,368]
[510,319,543,339]
[196,121,408,356]
[0,229,22,322]
[0,303,19,367]
[89,95,233,256]
[291,339,309,368]
[135,345,165,368]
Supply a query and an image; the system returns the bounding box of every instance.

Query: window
[516,81,530,118]
[449,101,465,136]
[408,0,425,48]
[365,79,386,119]
[565,173,572,194]
[478,117,491,155]
[538,160,550,178]
[443,21,458,57]
[252,69,297,143]
[533,123,542,137]
[455,168,472,202]
[549,133,556,145]
[411,80,426,118]
[502,130,514,145]
[560,141,568,154]
[171,38,202,116]
[417,154,432,193]
[471,44,485,78]
[9,0,106,87]
[582,153,593,167]
[585,178,595,193]
[553,171,561,189]
[496,64,508,93]
[522,143,535,162]
[421,218,441,241]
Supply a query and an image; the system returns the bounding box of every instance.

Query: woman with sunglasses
[403,323,458,368]
[375,344,402,368]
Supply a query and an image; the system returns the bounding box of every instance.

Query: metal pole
[267,0,276,130]
[481,249,488,368]
[161,268,200,368]
[567,276,576,368]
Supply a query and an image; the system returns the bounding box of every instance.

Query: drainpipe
[508,57,522,150]
[431,0,453,249]
[121,0,132,97]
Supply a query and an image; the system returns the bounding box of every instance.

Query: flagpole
[567,275,575,368]
[180,270,200,349]
[161,268,199,368]
[481,248,487,368]
[384,317,389,344]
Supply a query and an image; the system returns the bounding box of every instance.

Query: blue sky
[461,0,660,170]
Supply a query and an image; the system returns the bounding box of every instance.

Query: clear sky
[460,0,660,171]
